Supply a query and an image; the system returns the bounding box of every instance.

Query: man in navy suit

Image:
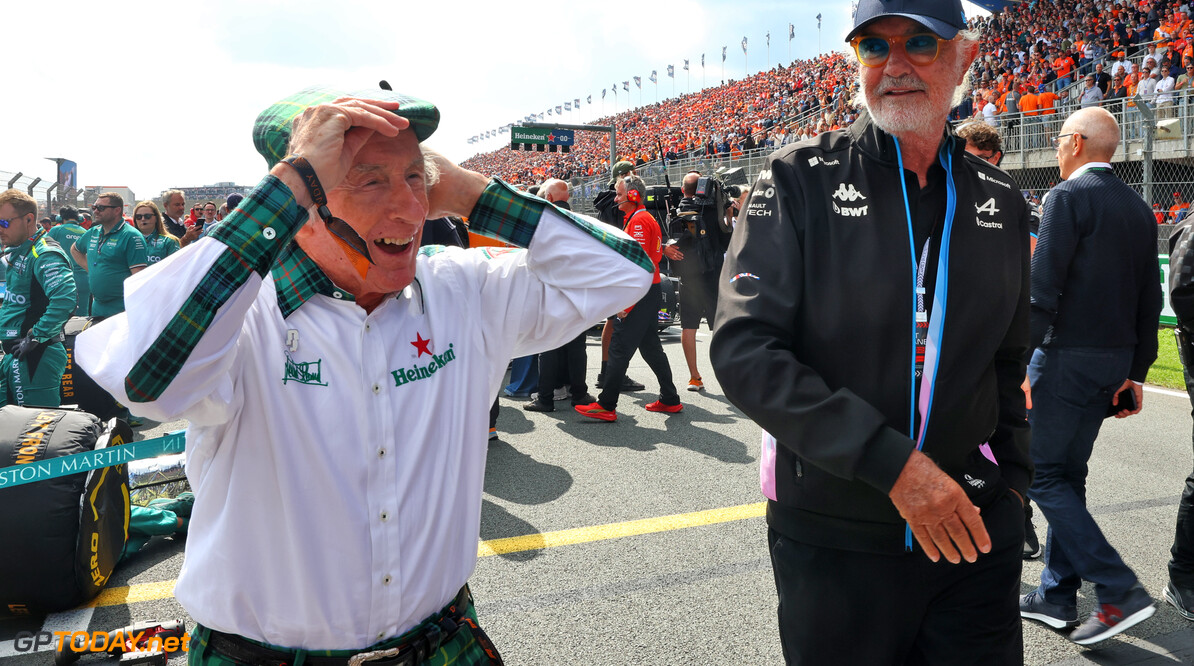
[1020,106,1163,644]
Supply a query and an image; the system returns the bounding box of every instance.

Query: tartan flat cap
[253,85,440,168]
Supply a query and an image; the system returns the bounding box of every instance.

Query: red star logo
[411,332,432,357]
[546,132,555,143]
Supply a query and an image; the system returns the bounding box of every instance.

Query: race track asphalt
[2,329,1193,665]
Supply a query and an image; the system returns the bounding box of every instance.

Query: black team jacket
[711,112,1033,554]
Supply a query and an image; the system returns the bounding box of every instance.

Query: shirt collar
[271,242,356,319]
[1067,161,1113,179]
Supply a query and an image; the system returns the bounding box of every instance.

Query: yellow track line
[85,501,767,609]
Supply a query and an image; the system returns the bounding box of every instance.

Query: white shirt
[1138,76,1159,98]
[1157,75,1176,103]
[77,183,650,649]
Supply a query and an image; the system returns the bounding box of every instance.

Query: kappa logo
[964,473,986,489]
[832,183,867,202]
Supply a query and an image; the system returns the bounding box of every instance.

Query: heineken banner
[510,127,575,153]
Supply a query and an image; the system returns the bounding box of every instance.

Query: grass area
[1148,327,1186,390]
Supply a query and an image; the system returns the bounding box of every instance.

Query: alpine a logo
[832,183,867,202]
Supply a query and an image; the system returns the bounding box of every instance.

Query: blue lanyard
[893,137,958,550]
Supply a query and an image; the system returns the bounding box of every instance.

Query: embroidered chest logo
[392,334,457,388]
[831,182,869,217]
[281,329,328,386]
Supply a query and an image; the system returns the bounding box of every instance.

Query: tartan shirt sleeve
[75,175,307,423]
[454,178,654,363]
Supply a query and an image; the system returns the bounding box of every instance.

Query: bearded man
[710,0,1033,662]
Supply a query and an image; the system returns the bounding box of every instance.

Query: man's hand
[11,332,41,360]
[274,97,409,206]
[1111,379,1144,418]
[423,149,491,220]
[662,245,684,261]
[889,449,991,564]
[1022,374,1033,410]
[180,225,201,247]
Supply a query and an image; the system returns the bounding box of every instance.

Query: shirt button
[383,574,392,585]
[365,323,372,332]
[262,227,277,240]
[372,384,381,394]
[377,631,385,640]
[380,511,389,522]
[378,448,387,459]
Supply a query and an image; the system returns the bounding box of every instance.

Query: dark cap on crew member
[608,161,635,186]
[846,0,968,41]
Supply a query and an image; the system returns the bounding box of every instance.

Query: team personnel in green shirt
[71,192,148,318]
[131,201,181,264]
[0,189,78,407]
[46,205,91,315]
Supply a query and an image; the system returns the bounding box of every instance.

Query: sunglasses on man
[850,33,951,68]
[0,212,33,229]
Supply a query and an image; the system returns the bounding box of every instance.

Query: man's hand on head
[889,449,991,564]
[272,97,409,208]
[423,149,491,220]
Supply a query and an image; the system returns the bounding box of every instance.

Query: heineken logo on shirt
[392,343,456,388]
[283,354,328,386]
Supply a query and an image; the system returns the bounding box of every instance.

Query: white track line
[1145,385,1189,398]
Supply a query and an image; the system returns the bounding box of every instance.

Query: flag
[556,105,562,114]
[613,83,617,94]
[766,32,770,47]
[634,76,641,88]
[650,70,657,83]
[538,112,544,120]
[817,13,822,29]
[565,101,571,111]
[701,53,705,67]
[667,64,675,77]
[623,81,629,91]
[587,95,592,104]
[602,89,607,99]
[684,59,689,70]
[547,108,553,116]
[742,37,748,53]
[789,23,794,40]
[722,46,727,62]
[574,98,580,107]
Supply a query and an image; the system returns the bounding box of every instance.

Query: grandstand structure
[462,0,1194,249]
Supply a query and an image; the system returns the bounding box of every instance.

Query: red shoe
[575,402,617,421]
[645,400,683,414]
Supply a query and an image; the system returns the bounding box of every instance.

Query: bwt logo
[832,183,867,202]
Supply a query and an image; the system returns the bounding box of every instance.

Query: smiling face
[296,131,429,305]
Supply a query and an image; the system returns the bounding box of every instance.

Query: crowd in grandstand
[463,0,1194,187]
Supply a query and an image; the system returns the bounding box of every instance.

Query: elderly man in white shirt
[76,86,652,666]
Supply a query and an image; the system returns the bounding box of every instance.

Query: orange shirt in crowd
[1037,90,1059,114]
[1020,91,1040,115]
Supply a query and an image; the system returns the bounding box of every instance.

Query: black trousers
[769,491,1024,665]
[1172,330,1194,586]
[598,282,679,411]
[536,333,588,400]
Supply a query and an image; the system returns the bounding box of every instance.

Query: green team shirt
[74,223,148,317]
[0,228,76,342]
[46,222,91,313]
[144,233,181,265]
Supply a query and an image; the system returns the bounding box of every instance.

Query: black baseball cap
[847,0,968,41]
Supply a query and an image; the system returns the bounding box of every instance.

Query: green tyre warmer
[0,407,131,616]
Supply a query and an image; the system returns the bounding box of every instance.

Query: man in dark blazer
[1020,107,1163,644]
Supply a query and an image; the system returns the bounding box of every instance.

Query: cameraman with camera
[663,171,737,392]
